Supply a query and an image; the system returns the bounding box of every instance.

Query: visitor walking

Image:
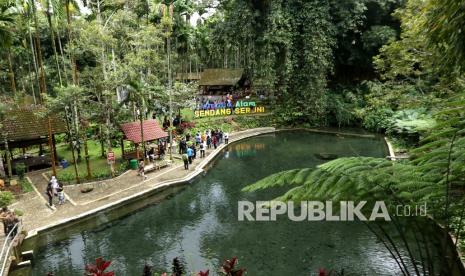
[46,181,54,207]
[200,141,206,158]
[219,130,224,144]
[192,144,197,159]
[212,135,218,149]
[224,132,229,144]
[195,132,201,146]
[182,153,189,170]
[57,183,65,205]
[187,147,193,164]
[207,135,212,149]
[50,176,59,196]
[138,160,147,180]
[179,138,187,154]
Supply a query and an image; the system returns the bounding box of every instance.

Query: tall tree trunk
[65,108,80,184]
[0,151,5,179]
[27,24,40,103]
[31,1,47,99]
[83,136,91,180]
[47,118,57,176]
[7,49,16,95]
[45,3,62,86]
[56,27,69,84]
[65,0,78,85]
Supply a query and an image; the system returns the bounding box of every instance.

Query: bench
[144,160,173,173]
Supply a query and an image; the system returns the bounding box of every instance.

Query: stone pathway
[14,128,275,237]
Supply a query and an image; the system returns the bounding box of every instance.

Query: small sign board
[107,152,115,162]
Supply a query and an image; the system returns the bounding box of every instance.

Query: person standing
[207,135,212,149]
[138,160,147,180]
[200,141,206,158]
[46,182,54,207]
[201,132,206,143]
[224,132,229,144]
[50,176,59,196]
[179,138,187,154]
[191,144,197,159]
[0,207,9,235]
[219,130,224,144]
[212,135,218,149]
[195,132,201,146]
[57,183,65,205]
[182,153,189,170]
[187,147,194,164]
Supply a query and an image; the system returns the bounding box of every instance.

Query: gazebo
[1,108,66,175]
[120,119,168,160]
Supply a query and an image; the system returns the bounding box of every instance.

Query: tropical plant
[85,257,114,276]
[0,191,14,207]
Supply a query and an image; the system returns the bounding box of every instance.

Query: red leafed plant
[198,270,210,276]
[220,257,246,276]
[85,257,114,276]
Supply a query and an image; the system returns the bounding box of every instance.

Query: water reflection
[29,131,415,275]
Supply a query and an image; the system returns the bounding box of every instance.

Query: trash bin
[129,159,138,170]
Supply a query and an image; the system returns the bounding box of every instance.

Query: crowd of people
[179,129,229,170]
[45,176,65,208]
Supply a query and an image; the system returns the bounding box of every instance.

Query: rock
[10,179,18,186]
[81,187,94,193]
[314,153,338,160]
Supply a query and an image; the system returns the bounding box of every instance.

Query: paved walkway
[14,128,275,238]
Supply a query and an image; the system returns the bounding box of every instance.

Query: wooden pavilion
[1,108,66,175]
[120,119,168,160]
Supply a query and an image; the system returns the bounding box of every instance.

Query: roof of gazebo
[199,68,244,86]
[120,119,168,144]
[1,108,66,142]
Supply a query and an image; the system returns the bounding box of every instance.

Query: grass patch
[55,140,130,184]
[20,179,34,193]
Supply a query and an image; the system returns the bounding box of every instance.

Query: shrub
[57,172,76,183]
[92,169,110,179]
[14,209,23,216]
[15,163,26,180]
[0,192,14,207]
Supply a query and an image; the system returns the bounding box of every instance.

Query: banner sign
[194,101,266,118]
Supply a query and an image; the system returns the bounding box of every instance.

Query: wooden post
[3,137,12,178]
[52,135,58,162]
[84,138,91,180]
[135,143,139,160]
[47,117,57,177]
[120,138,125,158]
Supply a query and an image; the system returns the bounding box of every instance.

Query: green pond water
[28,131,415,275]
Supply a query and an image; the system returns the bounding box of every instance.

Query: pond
[27,130,418,275]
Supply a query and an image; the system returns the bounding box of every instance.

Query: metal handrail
[0,220,22,276]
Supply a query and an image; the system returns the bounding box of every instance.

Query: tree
[0,1,17,95]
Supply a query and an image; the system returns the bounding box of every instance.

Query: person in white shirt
[224,132,229,144]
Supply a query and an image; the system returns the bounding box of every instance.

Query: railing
[0,220,23,276]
